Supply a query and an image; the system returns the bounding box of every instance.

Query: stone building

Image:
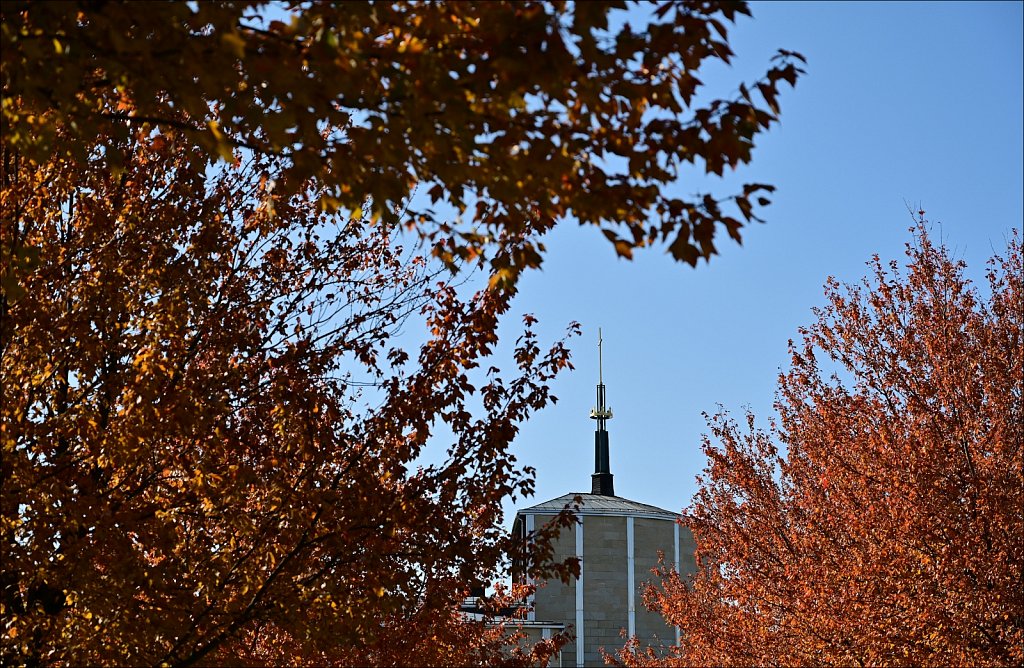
[510,333,696,666]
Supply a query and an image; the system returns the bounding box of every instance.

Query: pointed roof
[517,492,678,520]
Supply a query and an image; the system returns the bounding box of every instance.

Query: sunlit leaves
[2,1,803,286]
[619,224,1023,667]
[0,132,577,664]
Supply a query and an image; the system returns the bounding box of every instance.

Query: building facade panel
[530,513,579,665]
[581,515,628,665]
[633,517,678,646]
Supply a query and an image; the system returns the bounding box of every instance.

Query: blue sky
[493,1,1023,521]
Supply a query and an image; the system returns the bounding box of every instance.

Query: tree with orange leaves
[2,1,804,663]
[0,129,578,664]
[620,224,1023,666]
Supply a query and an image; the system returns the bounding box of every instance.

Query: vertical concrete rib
[674,522,681,646]
[626,516,635,639]
[526,514,535,621]
[576,519,584,667]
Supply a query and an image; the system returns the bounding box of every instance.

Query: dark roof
[517,492,678,519]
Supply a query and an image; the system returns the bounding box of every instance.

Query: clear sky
[492,1,1023,523]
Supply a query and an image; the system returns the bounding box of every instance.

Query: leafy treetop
[2,0,803,285]
[617,224,1024,667]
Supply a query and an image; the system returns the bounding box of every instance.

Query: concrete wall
[632,517,676,646]
[533,513,579,665]
[582,515,629,665]
[524,510,694,667]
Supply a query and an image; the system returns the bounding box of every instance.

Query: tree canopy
[1,1,803,664]
[3,0,803,287]
[619,224,1023,666]
[1,116,585,665]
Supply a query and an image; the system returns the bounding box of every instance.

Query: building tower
[511,332,696,667]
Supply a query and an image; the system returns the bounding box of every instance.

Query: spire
[589,328,615,496]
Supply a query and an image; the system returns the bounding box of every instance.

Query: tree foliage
[0,125,583,664]
[2,0,803,287]
[619,225,1024,666]
[2,1,803,664]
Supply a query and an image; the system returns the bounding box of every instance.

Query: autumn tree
[1,126,583,664]
[2,0,803,289]
[2,1,803,664]
[619,224,1024,666]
